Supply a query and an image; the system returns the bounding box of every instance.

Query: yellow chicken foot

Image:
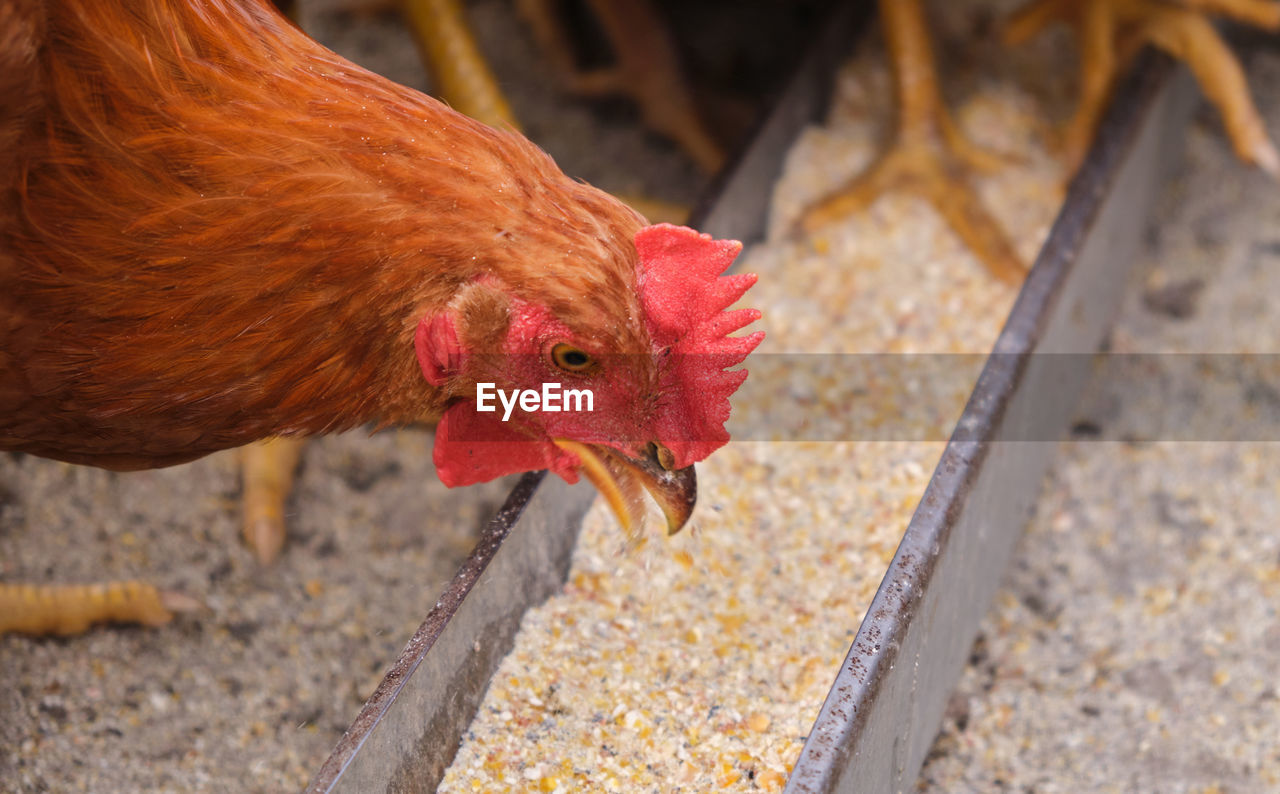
[515,0,725,174]
[0,581,202,637]
[1183,0,1280,29]
[240,436,304,565]
[800,0,1025,283]
[1006,0,1280,177]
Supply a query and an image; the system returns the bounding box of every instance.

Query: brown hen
[0,0,761,634]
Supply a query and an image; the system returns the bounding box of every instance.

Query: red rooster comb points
[635,224,764,468]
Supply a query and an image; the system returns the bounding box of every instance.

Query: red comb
[636,224,763,468]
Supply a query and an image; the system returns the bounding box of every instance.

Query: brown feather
[1,0,646,470]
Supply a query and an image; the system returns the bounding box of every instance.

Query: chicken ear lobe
[414,313,461,386]
[414,279,512,387]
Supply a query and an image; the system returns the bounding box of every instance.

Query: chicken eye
[551,343,594,372]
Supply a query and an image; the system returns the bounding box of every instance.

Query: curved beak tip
[553,439,697,536]
[623,444,696,536]
[658,467,697,536]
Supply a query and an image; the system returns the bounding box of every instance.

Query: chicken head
[417,224,763,535]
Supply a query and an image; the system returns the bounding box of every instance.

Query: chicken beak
[552,439,697,536]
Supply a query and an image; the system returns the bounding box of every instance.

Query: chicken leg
[799,0,1026,284]
[399,0,517,128]
[1006,0,1279,177]
[515,0,725,174]
[397,0,692,223]
[240,437,304,565]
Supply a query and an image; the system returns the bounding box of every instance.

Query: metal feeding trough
[783,54,1195,794]
[307,4,1196,790]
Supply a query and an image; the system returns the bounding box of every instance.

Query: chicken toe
[800,0,1025,283]
[1006,0,1280,177]
[0,581,202,637]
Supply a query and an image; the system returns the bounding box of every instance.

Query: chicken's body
[0,0,761,635]
[1,0,643,469]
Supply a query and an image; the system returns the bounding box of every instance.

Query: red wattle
[432,402,581,487]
